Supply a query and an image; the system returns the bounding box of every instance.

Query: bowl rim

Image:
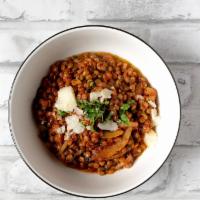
[8,25,181,198]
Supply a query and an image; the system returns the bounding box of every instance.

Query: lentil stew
[33,52,158,175]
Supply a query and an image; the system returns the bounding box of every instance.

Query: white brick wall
[170,147,200,192]
[0,0,71,21]
[0,29,60,62]
[1,0,200,199]
[150,27,200,63]
[170,66,192,107]
[87,0,200,21]
[7,159,61,194]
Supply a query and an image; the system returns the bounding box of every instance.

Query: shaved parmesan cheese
[65,115,85,134]
[144,130,157,147]
[97,120,118,131]
[136,95,144,100]
[74,107,84,116]
[151,109,160,126]
[90,88,112,102]
[86,125,92,130]
[56,125,65,134]
[54,86,77,112]
[148,100,157,108]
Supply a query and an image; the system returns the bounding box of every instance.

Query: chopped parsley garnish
[119,100,135,124]
[77,100,109,130]
[58,110,67,117]
[120,113,129,124]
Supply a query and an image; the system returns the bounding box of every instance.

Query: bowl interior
[9,26,180,197]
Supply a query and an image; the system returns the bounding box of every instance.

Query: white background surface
[0,0,200,199]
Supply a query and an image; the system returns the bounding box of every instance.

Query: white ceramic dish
[9,25,180,198]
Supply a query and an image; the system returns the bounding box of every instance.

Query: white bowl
[9,25,180,198]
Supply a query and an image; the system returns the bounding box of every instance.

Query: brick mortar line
[167,62,200,66]
[0,19,71,23]
[0,62,21,66]
[0,21,200,29]
[0,191,65,198]
[0,19,200,24]
[87,18,200,24]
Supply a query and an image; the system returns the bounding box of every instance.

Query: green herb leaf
[120,113,129,124]
[120,100,135,111]
[119,100,135,124]
[58,110,67,117]
[128,99,135,104]
[120,103,130,111]
[77,100,109,130]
